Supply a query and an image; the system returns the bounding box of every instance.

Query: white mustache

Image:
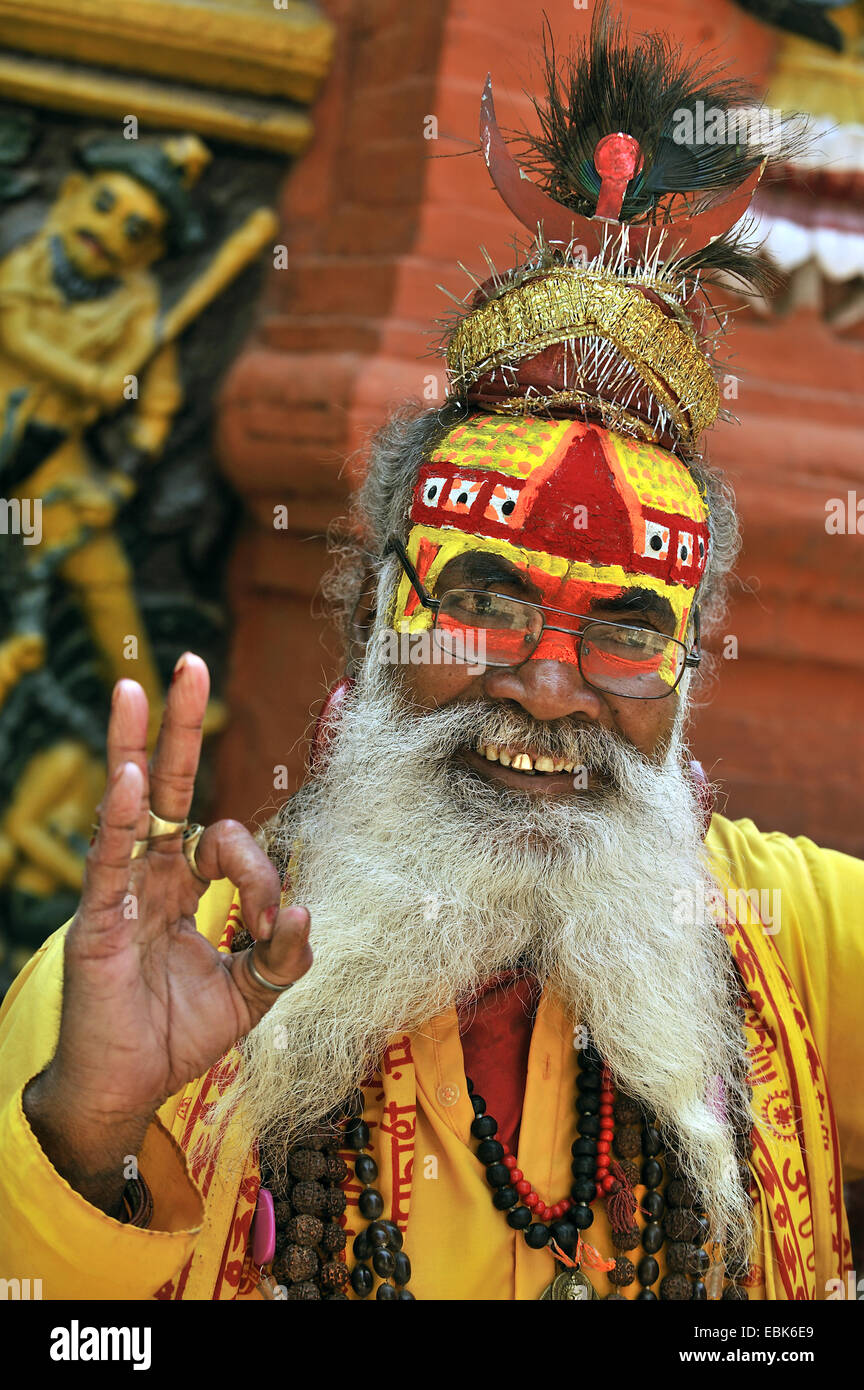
[352,688,664,798]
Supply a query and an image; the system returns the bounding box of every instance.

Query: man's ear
[347,564,379,676]
[309,676,355,773]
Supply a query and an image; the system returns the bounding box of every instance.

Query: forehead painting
[391,414,709,678]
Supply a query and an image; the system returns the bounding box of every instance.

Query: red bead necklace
[492,1063,617,1221]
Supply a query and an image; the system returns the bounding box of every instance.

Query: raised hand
[23,654,312,1216]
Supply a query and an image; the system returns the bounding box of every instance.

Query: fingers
[193,819,283,936]
[78,761,144,929]
[226,905,313,1011]
[105,680,151,839]
[104,656,209,845]
[148,653,210,833]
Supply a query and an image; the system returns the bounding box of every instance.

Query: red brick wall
[213,0,864,857]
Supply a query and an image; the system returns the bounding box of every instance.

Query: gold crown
[445,265,720,450]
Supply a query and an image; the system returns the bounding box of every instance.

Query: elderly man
[1,10,862,1303]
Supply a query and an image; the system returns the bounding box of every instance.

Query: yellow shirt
[0,815,861,1300]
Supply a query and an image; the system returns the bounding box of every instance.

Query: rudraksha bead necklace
[259,1127,353,1300]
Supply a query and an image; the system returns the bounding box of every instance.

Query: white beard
[204,652,753,1267]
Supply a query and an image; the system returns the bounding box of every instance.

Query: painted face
[57,172,168,278]
[391,414,709,687]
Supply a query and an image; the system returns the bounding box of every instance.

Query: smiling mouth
[458,740,595,794]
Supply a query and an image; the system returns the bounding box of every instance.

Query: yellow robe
[0,814,861,1301]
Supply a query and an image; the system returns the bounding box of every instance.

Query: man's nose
[482,657,607,724]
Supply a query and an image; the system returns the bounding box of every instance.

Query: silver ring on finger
[182,822,209,883]
[247,943,293,993]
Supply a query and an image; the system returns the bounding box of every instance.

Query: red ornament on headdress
[479,75,764,262]
[593,133,644,220]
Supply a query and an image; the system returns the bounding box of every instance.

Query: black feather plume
[677,222,783,299]
[517,5,778,221]
[510,4,801,291]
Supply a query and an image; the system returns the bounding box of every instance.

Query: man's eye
[597,613,658,632]
[439,589,493,612]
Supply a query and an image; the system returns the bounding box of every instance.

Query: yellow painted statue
[0,136,202,740]
[0,133,275,743]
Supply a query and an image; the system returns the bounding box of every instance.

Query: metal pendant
[256,1271,287,1300]
[540,1268,599,1301]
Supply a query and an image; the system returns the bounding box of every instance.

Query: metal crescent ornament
[480,75,765,261]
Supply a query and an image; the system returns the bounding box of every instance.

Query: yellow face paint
[390,414,709,683]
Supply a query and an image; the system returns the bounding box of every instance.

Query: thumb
[228,905,313,1015]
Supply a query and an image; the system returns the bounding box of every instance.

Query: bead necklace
[476,1060,614,1224]
[469,1075,581,1255]
[257,1129,353,1299]
[257,1042,752,1300]
[467,1041,750,1300]
[256,1093,416,1300]
[342,1107,415,1300]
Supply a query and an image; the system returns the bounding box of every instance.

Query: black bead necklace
[468,1074,587,1258]
[343,1101,415,1300]
[469,1040,751,1301]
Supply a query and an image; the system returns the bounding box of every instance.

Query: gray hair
[323,399,740,666]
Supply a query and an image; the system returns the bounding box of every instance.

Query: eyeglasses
[384,535,701,700]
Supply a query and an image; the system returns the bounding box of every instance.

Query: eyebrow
[587,587,676,629]
[437,550,537,596]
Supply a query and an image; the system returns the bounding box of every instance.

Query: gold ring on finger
[148,809,189,838]
[131,839,150,859]
[182,822,209,883]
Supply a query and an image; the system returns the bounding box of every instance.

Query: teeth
[476,743,572,775]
